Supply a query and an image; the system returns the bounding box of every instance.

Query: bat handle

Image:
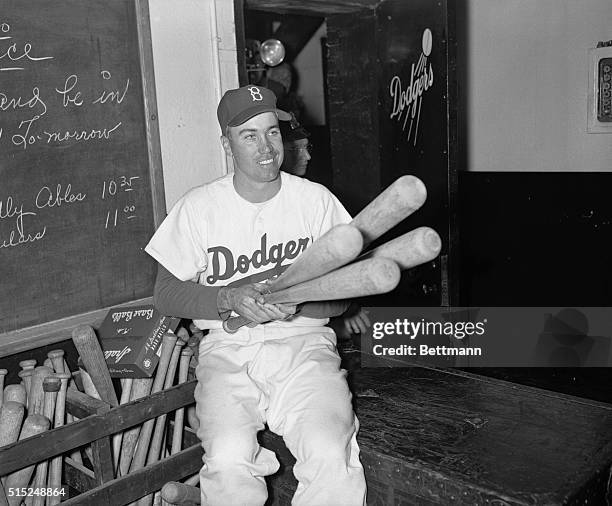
[222,315,249,333]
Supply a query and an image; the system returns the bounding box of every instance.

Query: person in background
[279,115,372,339]
[279,114,312,177]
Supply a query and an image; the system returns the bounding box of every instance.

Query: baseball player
[279,113,311,177]
[145,85,367,506]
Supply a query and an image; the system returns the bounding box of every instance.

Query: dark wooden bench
[262,367,612,505]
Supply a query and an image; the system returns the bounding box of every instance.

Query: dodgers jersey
[145,171,352,330]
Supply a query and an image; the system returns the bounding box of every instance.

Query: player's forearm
[153,264,222,319]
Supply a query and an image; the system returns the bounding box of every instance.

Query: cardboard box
[98,305,180,378]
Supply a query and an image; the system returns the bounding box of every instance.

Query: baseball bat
[0,401,25,448]
[3,384,26,406]
[263,257,401,305]
[139,337,185,506]
[1,481,8,506]
[0,397,22,485]
[359,226,442,269]
[19,359,36,372]
[147,338,184,465]
[351,175,427,247]
[118,378,153,476]
[71,370,97,465]
[129,333,177,474]
[223,176,426,333]
[29,366,53,416]
[222,224,363,333]
[186,405,199,432]
[5,414,50,506]
[30,378,60,506]
[265,224,363,293]
[184,474,200,487]
[112,378,134,475]
[160,482,200,505]
[171,347,193,456]
[47,349,66,373]
[18,370,33,410]
[223,258,401,333]
[71,325,119,407]
[0,370,6,409]
[48,372,71,506]
[80,368,102,400]
[18,360,36,409]
[61,362,85,466]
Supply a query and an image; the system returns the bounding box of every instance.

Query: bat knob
[222,319,238,334]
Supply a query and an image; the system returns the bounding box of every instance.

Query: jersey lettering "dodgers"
[145,171,351,330]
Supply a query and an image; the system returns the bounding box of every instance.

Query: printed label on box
[98,304,179,378]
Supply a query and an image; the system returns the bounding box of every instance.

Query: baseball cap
[279,113,310,142]
[217,85,291,132]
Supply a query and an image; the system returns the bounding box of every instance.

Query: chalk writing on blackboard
[102,176,140,228]
[1,17,138,249]
[93,71,130,105]
[6,67,129,151]
[0,22,53,72]
[0,194,47,248]
[0,184,88,249]
[0,172,142,248]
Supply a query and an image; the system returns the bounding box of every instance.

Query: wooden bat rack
[0,380,202,505]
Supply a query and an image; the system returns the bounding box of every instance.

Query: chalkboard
[0,0,165,356]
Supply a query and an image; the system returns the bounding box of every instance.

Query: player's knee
[303,429,353,465]
[204,433,259,467]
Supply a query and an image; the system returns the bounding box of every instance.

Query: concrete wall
[465,0,612,172]
[148,0,238,210]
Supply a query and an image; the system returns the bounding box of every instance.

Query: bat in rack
[71,325,118,407]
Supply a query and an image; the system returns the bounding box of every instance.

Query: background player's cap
[280,113,310,142]
[217,85,291,132]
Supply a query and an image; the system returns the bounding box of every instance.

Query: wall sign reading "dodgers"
[389,28,434,146]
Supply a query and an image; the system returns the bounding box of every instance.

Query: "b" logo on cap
[248,86,263,101]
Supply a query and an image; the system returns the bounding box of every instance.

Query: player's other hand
[343,308,371,335]
[218,283,296,324]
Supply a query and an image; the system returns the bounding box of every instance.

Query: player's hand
[343,308,371,335]
[218,283,295,324]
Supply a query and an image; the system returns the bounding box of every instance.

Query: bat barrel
[161,482,200,505]
[351,175,427,247]
[266,257,401,305]
[365,226,442,270]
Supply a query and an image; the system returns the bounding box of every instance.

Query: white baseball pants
[194,325,367,506]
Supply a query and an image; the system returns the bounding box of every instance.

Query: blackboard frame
[0,0,165,358]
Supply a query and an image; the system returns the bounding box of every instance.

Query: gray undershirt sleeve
[153,264,222,319]
[153,263,351,321]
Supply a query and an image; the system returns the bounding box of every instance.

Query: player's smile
[223,112,285,199]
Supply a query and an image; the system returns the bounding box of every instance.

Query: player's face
[224,112,284,185]
[282,138,311,177]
